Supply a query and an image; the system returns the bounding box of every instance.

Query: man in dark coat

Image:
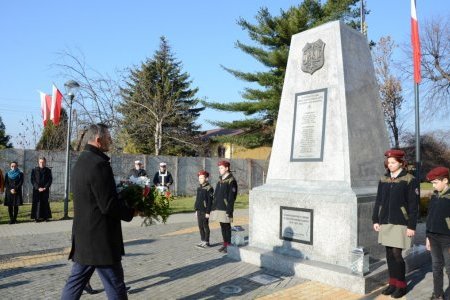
[61,124,137,300]
[31,157,53,222]
[127,160,147,178]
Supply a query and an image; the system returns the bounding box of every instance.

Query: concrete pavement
[0,209,445,299]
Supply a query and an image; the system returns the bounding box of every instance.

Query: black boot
[381,285,396,295]
[391,287,407,298]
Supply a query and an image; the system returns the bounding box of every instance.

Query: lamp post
[62,80,80,220]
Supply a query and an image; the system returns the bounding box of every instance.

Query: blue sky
[0,0,448,147]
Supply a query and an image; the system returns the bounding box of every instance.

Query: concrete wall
[0,149,268,202]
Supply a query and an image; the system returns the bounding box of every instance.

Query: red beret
[426,167,449,181]
[217,160,230,168]
[197,170,209,177]
[384,149,405,159]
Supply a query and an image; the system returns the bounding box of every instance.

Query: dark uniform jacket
[69,144,134,266]
[128,168,147,178]
[213,173,238,217]
[372,169,419,230]
[4,170,24,206]
[153,171,174,187]
[426,189,450,236]
[195,183,214,213]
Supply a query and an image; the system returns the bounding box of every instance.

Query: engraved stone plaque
[280,207,313,244]
[290,88,327,161]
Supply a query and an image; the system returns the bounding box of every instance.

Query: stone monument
[228,21,391,294]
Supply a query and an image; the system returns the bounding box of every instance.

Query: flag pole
[414,83,420,188]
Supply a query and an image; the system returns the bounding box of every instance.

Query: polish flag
[51,85,63,125]
[411,0,421,83]
[40,92,51,126]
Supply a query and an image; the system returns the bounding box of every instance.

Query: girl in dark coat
[372,149,419,298]
[31,157,53,222]
[4,161,24,224]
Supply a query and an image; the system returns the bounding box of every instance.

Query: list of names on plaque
[291,89,327,161]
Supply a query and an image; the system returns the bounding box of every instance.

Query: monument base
[227,244,430,294]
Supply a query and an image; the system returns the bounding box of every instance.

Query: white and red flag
[40,92,51,126]
[51,84,63,125]
[411,0,421,84]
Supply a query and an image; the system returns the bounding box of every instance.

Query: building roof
[202,128,245,141]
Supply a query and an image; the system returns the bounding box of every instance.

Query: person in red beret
[372,149,419,298]
[425,166,450,300]
[194,170,214,248]
[211,160,238,253]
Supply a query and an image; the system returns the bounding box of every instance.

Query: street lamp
[62,80,80,220]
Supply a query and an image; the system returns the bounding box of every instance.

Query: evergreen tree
[119,37,204,156]
[204,0,362,148]
[36,109,68,150]
[0,115,12,149]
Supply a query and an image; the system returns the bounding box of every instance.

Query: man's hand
[38,188,46,192]
[426,237,431,251]
[10,189,15,194]
[205,213,210,219]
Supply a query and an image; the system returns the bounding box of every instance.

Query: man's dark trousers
[61,261,127,300]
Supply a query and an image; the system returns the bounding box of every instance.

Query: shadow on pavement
[406,263,431,292]
[0,280,31,289]
[127,257,232,294]
[0,263,66,280]
[124,239,155,246]
[178,268,279,300]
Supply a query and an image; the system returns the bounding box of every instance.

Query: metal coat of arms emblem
[301,39,325,75]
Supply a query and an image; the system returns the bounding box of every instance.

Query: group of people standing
[194,160,238,252]
[372,149,449,299]
[0,158,53,224]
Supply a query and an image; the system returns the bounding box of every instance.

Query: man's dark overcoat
[69,144,134,266]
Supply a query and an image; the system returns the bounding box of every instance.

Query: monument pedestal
[228,21,394,294]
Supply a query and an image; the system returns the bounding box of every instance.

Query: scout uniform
[212,161,238,253]
[372,149,419,298]
[426,167,450,300]
[194,170,214,248]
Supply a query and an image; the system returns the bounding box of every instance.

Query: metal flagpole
[414,83,420,189]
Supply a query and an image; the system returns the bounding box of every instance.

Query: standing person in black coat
[4,161,24,224]
[127,160,147,178]
[194,170,214,248]
[425,167,450,300]
[372,149,419,298]
[61,124,137,300]
[211,160,238,253]
[31,157,53,222]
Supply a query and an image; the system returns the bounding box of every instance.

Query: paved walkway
[0,209,445,299]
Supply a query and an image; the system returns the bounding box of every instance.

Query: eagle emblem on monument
[301,39,325,75]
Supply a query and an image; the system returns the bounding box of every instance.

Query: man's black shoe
[84,283,100,295]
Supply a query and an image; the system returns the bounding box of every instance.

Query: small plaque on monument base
[280,207,313,245]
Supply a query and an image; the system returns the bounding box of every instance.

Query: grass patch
[420,182,433,190]
[0,194,250,225]
[169,194,249,213]
[0,200,74,225]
